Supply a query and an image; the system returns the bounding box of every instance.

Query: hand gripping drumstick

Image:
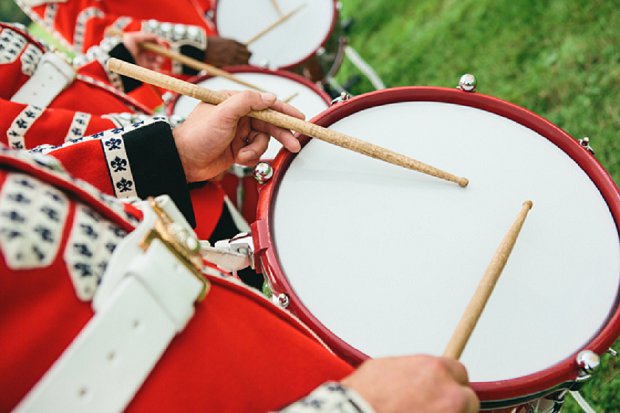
[245,3,307,46]
[139,42,269,93]
[443,201,534,360]
[107,58,469,187]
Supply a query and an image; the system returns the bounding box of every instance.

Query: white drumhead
[216,0,336,69]
[172,72,328,159]
[272,101,620,382]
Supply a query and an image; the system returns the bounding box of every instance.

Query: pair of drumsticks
[108,56,534,361]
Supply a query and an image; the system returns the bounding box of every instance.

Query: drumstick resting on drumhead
[245,3,307,46]
[443,201,534,360]
[107,58,469,187]
[270,0,284,16]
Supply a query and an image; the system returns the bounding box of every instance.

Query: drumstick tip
[523,200,534,209]
[458,177,469,187]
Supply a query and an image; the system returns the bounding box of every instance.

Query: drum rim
[254,86,620,403]
[213,0,339,70]
[165,64,332,116]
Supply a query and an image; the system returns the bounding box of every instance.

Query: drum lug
[331,91,351,105]
[200,232,255,272]
[575,349,600,381]
[274,293,290,308]
[457,73,477,92]
[254,162,274,184]
[579,137,595,155]
[608,347,618,357]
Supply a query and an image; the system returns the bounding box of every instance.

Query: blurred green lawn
[335,0,619,411]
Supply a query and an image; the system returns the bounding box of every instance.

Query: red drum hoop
[253,87,620,409]
[165,65,331,118]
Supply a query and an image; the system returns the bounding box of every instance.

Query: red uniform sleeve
[36,119,195,225]
[16,0,214,68]
[0,98,117,150]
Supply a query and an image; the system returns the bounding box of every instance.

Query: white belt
[11,52,75,107]
[14,196,207,413]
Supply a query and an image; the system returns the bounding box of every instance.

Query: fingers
[250,120,300,153]
[462,386,480,413]
[440,358,470,386]
[217,90,303,154]
[237,131,270,164]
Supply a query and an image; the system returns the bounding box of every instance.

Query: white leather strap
[15,197,203,413]
[11,52,75,107]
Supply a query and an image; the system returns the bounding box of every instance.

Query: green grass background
[334,0,619,411]
[0,0,618,410]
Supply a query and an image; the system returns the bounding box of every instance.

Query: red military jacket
[15,0,215,75]
[0,22,155,115]
[0,121,354,412]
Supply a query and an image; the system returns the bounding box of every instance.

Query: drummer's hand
[204,36,251,67]
[122,32,165,71]
[173,90,304,182]
[341,356,479,413]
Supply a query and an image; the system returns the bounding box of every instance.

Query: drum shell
[252,86,620,409]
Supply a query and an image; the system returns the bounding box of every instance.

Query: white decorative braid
[64,204,127,301]
[277,382,375,413]
[100,130,138,198]
[110,16,132,33]
[141,20,207,74]
[0,173,69,270]
[73,7,105,52]
[20,44,43,76]
[44,3,58,26]
[7,105,44,150]
[0,27,28,64]
[65,112,91,141]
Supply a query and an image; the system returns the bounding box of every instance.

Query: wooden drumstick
[270,0,284,16]
[107,58,469,187]
[245,3,306,46]
[139,42,269,93]
[283,92,299,104]
[443,200,534,360]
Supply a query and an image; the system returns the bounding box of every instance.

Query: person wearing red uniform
[0,90,479,413]
[0,22,236,243]
[14,0,250,69]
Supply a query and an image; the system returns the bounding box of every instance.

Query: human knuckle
[423,357,448,374]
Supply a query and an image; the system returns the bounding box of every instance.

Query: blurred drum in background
[214,0,337,74]
[167,66,331,223]
[251,86,620,412]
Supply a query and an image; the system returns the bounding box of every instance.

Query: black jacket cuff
[180,45,206,75]
[123,121,196,226]
[109,43,143,93]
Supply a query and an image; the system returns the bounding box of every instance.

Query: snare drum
[253,87,620,411]
[214,0,338,72]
